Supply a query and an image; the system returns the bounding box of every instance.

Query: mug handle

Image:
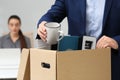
[57,30,64,41]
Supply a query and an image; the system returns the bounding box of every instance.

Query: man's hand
[37,21,47,42]
[96,35,118,49]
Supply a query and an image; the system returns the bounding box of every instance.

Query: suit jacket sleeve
[36,0,66,39]
[113,36,120,51]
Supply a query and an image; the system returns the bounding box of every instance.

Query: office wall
[0,0,68,39]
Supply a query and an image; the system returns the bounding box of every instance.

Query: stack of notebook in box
[58,36,96,51]
[58,36,82,51]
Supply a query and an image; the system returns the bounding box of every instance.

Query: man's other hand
[96,35,118,49]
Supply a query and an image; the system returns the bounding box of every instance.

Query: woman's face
[8,18,21,34]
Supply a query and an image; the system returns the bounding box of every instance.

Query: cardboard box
[17,49,30,80]
[17,48,111,80]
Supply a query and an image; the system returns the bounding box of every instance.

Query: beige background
[0,0,68,47]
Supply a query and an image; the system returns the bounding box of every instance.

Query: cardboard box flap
[30,49,57,80]
[17,49,30,80]
[57,48,111,80]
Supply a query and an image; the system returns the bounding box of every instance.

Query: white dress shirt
[86,0,106,39]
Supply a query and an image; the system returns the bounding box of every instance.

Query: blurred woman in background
[0,15,31,50]
[0,15,31,80]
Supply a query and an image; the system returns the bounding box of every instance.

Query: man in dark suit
[36,0,120,80]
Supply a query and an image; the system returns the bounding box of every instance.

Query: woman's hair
[8,15,27,49]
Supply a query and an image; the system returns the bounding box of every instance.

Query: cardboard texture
[57,49,111,80]
[17,48,111,80]
[17,49,30,80]
[30,49,56,80]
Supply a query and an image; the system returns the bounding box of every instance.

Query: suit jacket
[36,0,120,80]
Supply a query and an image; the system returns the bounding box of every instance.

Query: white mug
[45,22,64,45]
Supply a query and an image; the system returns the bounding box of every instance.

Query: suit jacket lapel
[80,0,86,19]
[79,0,86,34]
[103,0,113,28]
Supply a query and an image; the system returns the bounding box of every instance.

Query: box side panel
[30,49,57,80]
[17,49,30,80]
[57,48,111,80]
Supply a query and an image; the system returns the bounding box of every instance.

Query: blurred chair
[2,32,34,48]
